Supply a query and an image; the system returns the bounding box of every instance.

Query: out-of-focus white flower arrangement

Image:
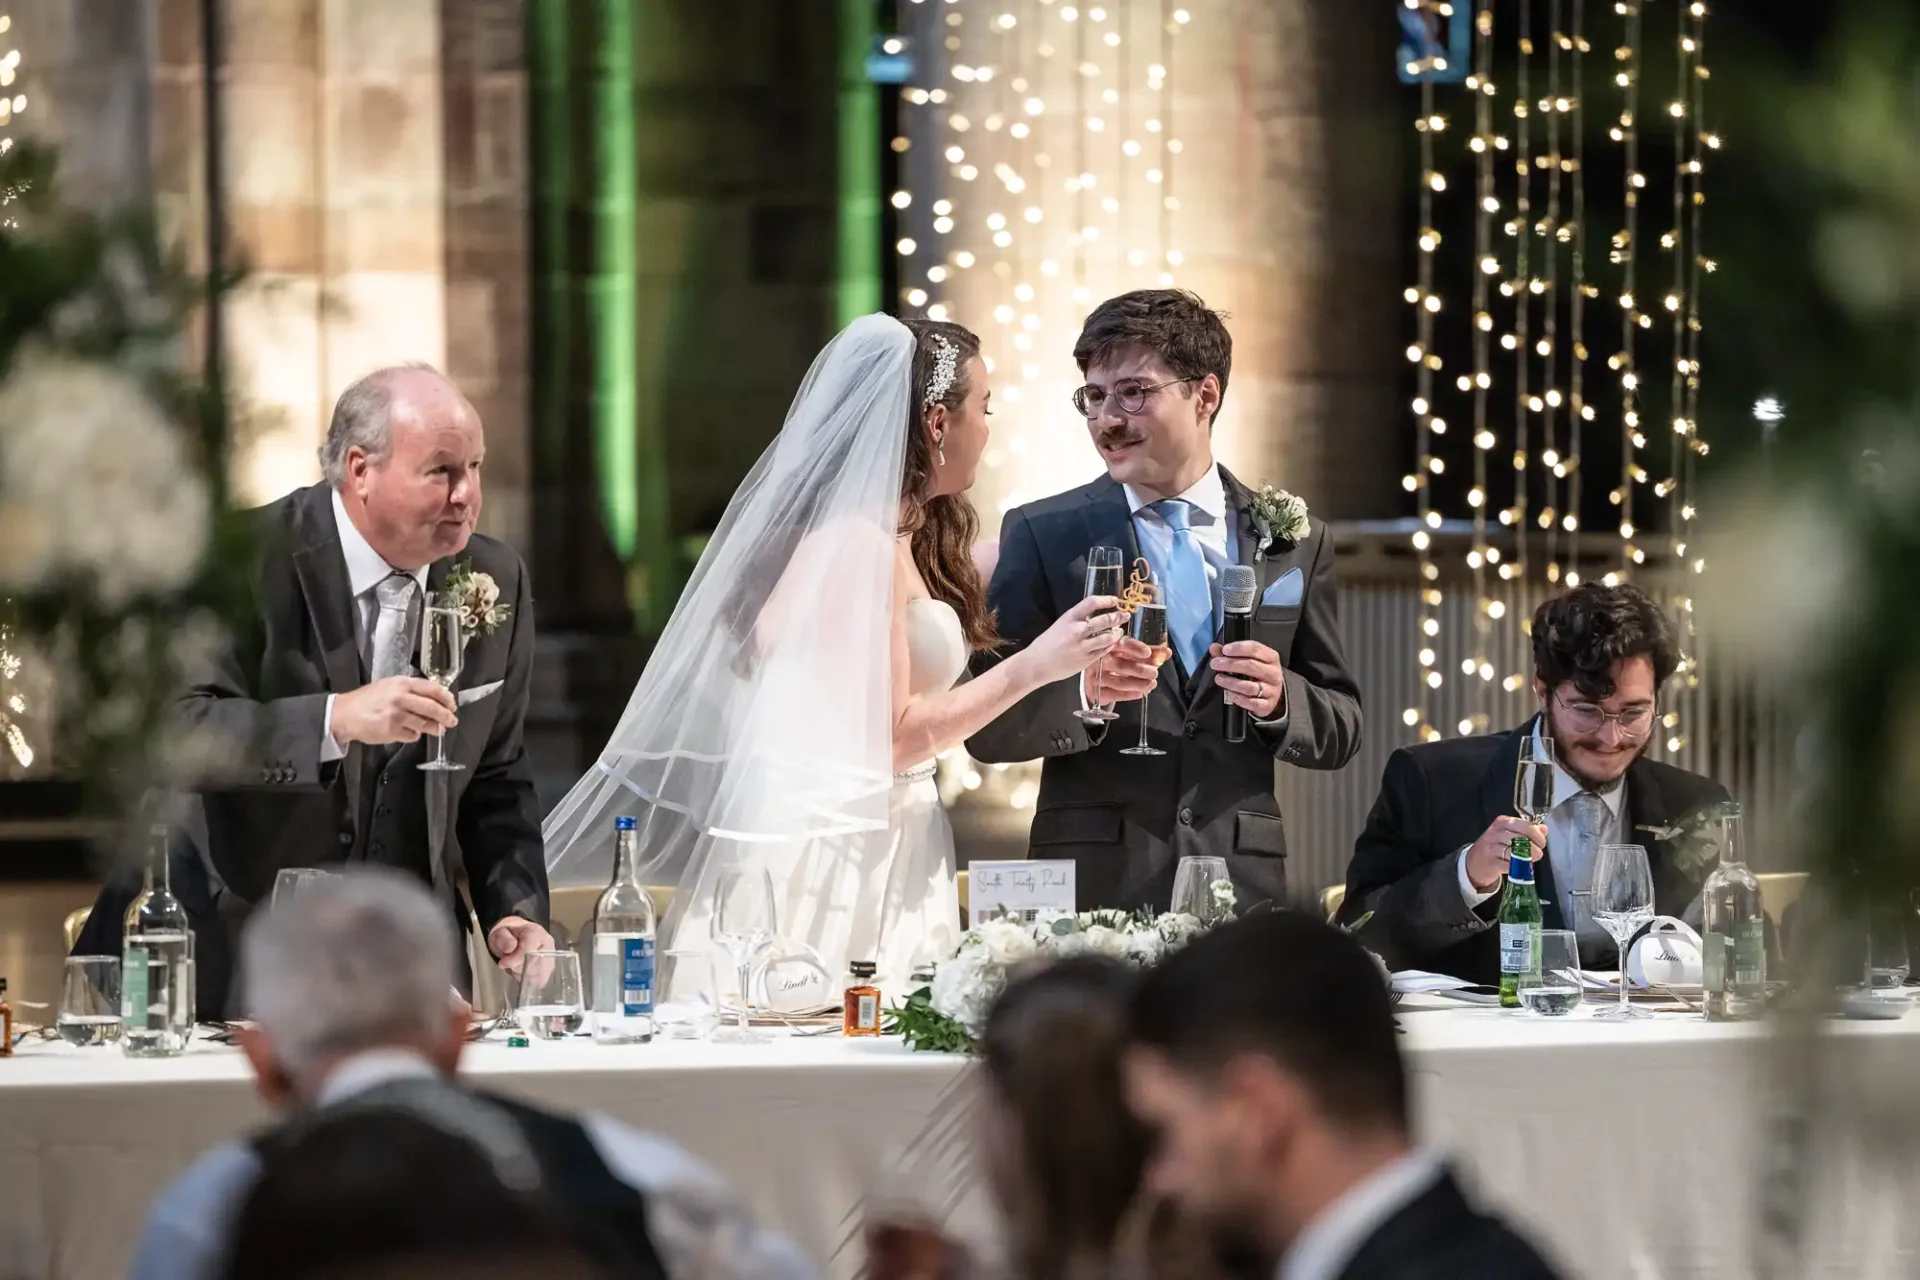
[887,880,1235,1054]
[0,141,249,809]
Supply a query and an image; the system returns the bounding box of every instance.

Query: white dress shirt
[128,1046,820,1280]
[1456,723,1627,946]
[1277,1149,1447,1280]
[320,488,432,762]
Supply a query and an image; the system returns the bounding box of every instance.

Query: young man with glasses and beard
[1338,583,1730,979]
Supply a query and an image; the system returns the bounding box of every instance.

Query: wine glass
[712,867,778,1044]
[1171,856,1233,926]
[1590,843,1656,1020]
[1075,546,1126,723]
[418,593,466,773]
[513,949,585,1039]
[271,867,335,910]
[1120,601,1170,756]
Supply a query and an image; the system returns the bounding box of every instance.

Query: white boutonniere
[1247,485,1310,562]
[442,560,511,638]
[1637,798,1741,879]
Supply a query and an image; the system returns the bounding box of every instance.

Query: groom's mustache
[1098,432,1145,450]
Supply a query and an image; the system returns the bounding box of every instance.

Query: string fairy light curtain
[0,6,32,774]
[1401,0,1715,754]
[892,0,1193,520]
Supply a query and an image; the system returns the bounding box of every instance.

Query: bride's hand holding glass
[1014,595,1126,686]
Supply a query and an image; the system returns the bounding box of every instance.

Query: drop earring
[936,435,947,466]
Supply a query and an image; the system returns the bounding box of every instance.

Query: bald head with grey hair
[239,867,466,1097]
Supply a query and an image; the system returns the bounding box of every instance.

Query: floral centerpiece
[886,879,1236,1053]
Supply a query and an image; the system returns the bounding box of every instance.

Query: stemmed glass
[1120,600,1170,756]
[418,592,466,773]
[712,867,778,1044]
[1590,843,1656,1020]
[271,867,334,910]
[1075,546,1126,723]
[1171,856,1233,926]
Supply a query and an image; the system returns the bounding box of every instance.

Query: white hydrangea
[1156,912,1205,949]
[1124,928,1165,966]
[929,945,1005,1040]
[0,350,208,606]
[975,918,1038,967]
[1080,924,1130,961]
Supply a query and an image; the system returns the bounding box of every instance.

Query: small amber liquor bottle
[0,977,13,1058]
[843,961,882,1038]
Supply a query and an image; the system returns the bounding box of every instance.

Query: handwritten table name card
[968,860,1076,927]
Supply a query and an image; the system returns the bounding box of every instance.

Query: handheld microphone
[1221,565,1258,743]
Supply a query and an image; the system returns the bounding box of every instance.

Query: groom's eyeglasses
[1072,377,1195,418]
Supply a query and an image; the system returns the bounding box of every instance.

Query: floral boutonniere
[1637,798,1741,878]
[1247,485,1311,562]
[442,560,511,638]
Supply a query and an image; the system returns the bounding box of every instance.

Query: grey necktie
[1564,792,1611,954]
[368,572,420,682]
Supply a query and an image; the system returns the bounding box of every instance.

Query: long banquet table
[5,1002,1920,1280]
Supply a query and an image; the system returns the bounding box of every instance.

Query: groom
[968,290,1362,912]
[72,365,551,1016]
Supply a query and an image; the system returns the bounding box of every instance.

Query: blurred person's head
[1073,289,1231,498]
[1124,914,1409,1267]
[236,867,466,1109]
[320,364,484,571]
[217,1107,603,1280]
[980,956,1151,1279]
[1530,582,1680,791]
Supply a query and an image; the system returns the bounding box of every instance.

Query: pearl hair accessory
[922,332,959,410]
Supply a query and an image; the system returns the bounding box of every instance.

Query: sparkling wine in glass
[418,595,466,773]
[1120,602,1170,757]
[1591,842,1656,1020]
[1075,546,1126,723]
[712,867,778,1044]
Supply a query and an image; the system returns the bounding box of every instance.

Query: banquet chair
[1756,871,1809,922]
[1319,883,1346,922]
[548,884,677,941]
[64,905,92,952]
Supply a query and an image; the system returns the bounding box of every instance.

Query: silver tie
[368,572,420,682]
[1564,791,1612,954]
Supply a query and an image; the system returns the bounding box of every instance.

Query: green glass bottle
[1497,839,1543,1008]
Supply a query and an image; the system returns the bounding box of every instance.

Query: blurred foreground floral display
[0,141,247,827]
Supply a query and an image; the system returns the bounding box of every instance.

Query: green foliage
[883,985,977,1055]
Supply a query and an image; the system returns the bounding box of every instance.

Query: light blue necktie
[1150,499,1213,677]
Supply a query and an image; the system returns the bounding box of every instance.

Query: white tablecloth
[4,1005,1919,1280]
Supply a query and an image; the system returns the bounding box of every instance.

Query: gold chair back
[63,906,93,953]
[1319,883,1346,922]
[1756,871,1809,921]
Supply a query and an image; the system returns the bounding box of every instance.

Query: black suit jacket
[965,467,1362,913]
[1338,718,1729,983]
[1329,1169,1561,1280]
[75,483,548,1016]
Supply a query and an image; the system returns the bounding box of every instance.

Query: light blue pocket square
[1262,568,1305,608]
[457,679,504,707]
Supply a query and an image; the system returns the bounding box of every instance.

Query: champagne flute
[1120,601,1170,757]
[1590,843,1656,1020]
[712,867,778,1044]
[418,593,466,773]
[1075,546,1126,723]
[1515,733,1556,828]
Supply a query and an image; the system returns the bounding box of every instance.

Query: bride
[542,313,1121,993]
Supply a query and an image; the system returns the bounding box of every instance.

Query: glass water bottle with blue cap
[591,816,657,1044]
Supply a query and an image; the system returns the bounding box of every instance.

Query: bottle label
[1506,836,1535,884]
[122,946,148,1023]
[856,993,878,1030]
[1703,933,1729,993]
[1733,918,1765,989]
[1499,923,1538,975]
[620,937,655,1017]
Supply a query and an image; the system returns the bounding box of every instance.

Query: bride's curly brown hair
[901,318,998,651]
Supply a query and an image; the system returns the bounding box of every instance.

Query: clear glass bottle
[843,961,882,1038]
[122,826,194,1057]
[590,816,657,1045]
[1700,805,1765,1021]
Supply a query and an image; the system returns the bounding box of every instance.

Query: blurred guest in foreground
[869,956,1247,1280]
[217,1107,608,1280]
[1339,582,1730,979]
[1125,913,1559,1280]
[129,868,815,1280]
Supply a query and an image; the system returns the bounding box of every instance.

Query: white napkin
[1627,917,1704,989]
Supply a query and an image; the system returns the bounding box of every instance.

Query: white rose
[1124,929,1165,966]
[1081,925,1130,960]
[930,948,1005,1040]
[977,918,1037,967]
[1156,912,1204,949]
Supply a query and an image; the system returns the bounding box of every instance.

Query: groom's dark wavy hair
[1531,582,1681,701]
[902,318,998,650]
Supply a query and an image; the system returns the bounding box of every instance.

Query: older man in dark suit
[74,365,550,1016]
[967,290,1362,915]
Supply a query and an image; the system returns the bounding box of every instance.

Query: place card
[968,859,1075,927]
